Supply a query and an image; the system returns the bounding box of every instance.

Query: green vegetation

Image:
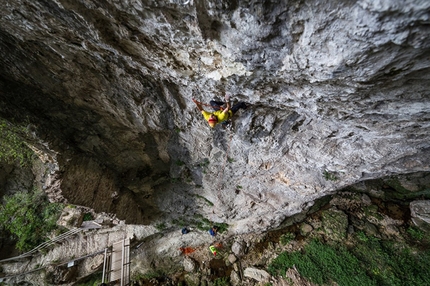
[323,170,338,181]
[142,270,165,280]
[74,274,102,286]
[0,188,63,252]
[155,222,167,231]
[356,230,369,242]
[194,194,214,206]
[227,157,234,163]
[382,177,430,200]
[0,118,34,167]
[196,158,210,174]
[268,236,430,286]
[213,277,229,286]
[407,226,424,240]
[279,233,295,245]
[216,222,229,234]
[83,212,93,221]
[170,177,181,183]
[171,214,229,234]
[131,271,146,281]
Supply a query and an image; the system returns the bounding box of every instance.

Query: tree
[0,119,34,167]
[0,190,63,252]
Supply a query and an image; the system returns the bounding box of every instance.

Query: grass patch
[268,239,375,285]
[155,222,167,231]
[215,222,229,234]
[268,237,430,286]
[279,233,295,245]
[74,273,102,286]
[213,277,229,286]
[83,213,93,221]
[356,231,369,242]
[323,170,338,181]
[407,226,424,241]
[172,214,228,233]
[196,158,210,174]
[194,194,214,206]
[194,215,212,231]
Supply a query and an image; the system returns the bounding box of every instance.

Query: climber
[192,94,248,128]
[209,226,219,236]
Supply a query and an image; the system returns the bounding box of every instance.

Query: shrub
[0,189,63,251]
[407,226,424,240]
[194,194,214,206]
[323,170,338,181]
[213,277,229,286]
[356,231,369,242]
[279,233,295,245]
[83,213,93,221]
[155,222,167,230]
[0,119,34,166]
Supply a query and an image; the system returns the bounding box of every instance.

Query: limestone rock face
[243,267,271,282]
[0,0,429,233]
[410,200,430,230]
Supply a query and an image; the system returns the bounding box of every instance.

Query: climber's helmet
[208,114,218,127]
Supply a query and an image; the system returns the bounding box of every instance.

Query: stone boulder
[243,267,271,283]
[183,256,198,273]
[230,270,241,286]
[228,253,237,264]
[410,200,430,231]
[231,240,246,257]
[56,206,84,229]
[321,208,348,241]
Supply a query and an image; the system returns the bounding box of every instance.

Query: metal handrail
[0,227,82,263]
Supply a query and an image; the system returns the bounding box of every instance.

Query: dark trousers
[210,100,247,114]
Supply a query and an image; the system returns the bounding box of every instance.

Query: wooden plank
[110,240,123,282]
[109,238,130,285]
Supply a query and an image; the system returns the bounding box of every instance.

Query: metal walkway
[102,237,131,286]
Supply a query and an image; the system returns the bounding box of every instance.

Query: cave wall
[0,0,429,232]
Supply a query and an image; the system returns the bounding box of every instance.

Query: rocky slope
[0,0,430,234]
[1,174,429,285]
